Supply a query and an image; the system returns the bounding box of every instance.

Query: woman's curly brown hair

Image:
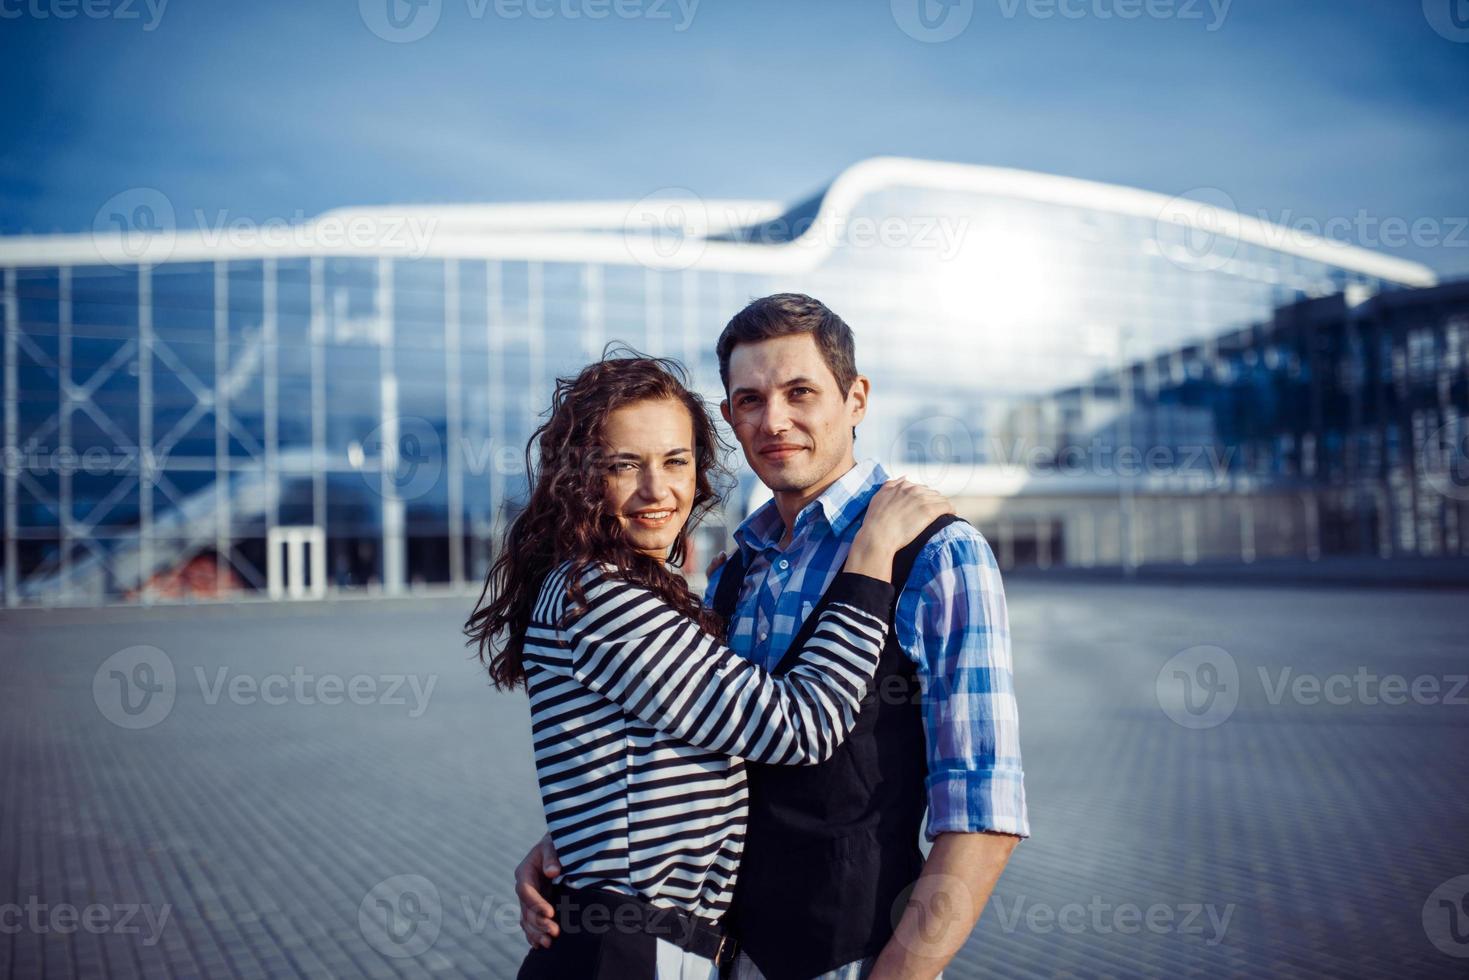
[463,348,734,691]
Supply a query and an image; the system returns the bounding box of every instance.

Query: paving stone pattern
[2,581,1466,978]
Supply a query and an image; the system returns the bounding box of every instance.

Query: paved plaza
[3,579,1467,978]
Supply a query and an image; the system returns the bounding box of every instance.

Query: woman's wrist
[844,533,895,581]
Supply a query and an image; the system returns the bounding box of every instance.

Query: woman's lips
[628,510,675,528]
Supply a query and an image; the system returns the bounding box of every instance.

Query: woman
[464,352,951,980]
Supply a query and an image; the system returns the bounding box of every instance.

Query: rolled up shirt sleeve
[896,525,1030,840]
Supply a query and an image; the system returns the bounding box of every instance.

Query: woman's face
[601,397,698,560]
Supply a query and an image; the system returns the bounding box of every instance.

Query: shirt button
[778,559,789,570]
[758,631,768,642]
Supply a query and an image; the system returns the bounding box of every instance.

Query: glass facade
[1007,283,1469,564]
[0,158,1454,604]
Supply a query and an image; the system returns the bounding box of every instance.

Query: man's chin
[753,464,815,494]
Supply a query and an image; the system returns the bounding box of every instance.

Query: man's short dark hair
[716,293,858,396]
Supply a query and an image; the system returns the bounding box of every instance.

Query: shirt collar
[733,458,888,555]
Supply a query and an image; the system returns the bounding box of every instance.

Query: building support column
[445,260,465,588]
[378,257,405,595]
[139,265,153,602]
[3,268,17,606]
[214,262,231,592]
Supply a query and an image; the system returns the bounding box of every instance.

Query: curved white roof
[310,198,785,235]
[0,156,1437,286]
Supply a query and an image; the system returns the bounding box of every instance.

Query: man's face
[720,333,868,494]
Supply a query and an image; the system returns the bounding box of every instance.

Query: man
[514,293,1029,979]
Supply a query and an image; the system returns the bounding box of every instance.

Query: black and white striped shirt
[521,560,893,920]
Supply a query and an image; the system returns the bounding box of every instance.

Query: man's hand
[705,550,729,579]
[514,832,562,948]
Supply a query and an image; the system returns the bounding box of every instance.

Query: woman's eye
[609,462,635,473]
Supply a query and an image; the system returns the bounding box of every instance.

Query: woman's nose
[639,468,668,501]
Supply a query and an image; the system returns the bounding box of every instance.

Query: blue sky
[3,0,1467,276]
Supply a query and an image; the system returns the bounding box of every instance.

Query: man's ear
[846,376,870,426]
[720,399,732,425]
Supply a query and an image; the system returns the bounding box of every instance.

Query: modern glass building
[1000,281,1469,568]
[0,157,1445,605]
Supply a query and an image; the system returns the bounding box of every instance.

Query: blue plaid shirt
[705,458,1030,840]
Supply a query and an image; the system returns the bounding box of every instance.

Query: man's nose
[758,399,791,436]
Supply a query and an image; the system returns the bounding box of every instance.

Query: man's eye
[791,387,814,397]
[668,457,690,466]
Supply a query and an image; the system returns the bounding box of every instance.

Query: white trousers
[654,937,721,980]
[732,951,945,980]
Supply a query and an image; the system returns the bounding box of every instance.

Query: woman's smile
[628,508,676,528]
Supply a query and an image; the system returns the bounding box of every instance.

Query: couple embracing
[463,293,1029,980]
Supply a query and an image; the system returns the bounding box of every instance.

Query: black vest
[712,514,960,980]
